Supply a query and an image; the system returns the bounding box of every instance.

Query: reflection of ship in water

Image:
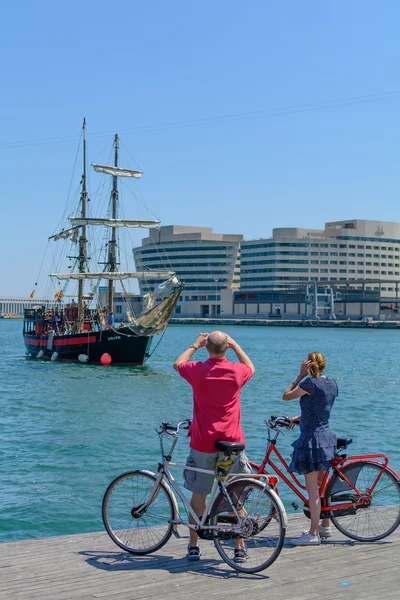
[23,121,182,365]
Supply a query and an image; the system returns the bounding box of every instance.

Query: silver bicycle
[102,419,287,574]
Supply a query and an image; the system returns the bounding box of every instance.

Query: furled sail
[128,286,183,337]
[153,275,181,298]
[49,271,175,280]
[143,292,155,311]
[68,217,160,229]
[50,227,80,242]
[92,164,142,178]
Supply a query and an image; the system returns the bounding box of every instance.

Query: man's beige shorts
[183,448,252,494]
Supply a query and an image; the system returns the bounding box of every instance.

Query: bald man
[173,331,255,562]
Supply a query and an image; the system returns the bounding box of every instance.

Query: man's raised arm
[173,332,209,371]
[227,336,256,375]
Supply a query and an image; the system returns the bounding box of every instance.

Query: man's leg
[188,493,207,547]
[183,449,216,558]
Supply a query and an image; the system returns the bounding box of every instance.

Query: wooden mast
[107,134,119,314]
[78,119,88,324]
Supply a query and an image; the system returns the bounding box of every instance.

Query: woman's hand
[289,415,301,430]
[298,359,311,379]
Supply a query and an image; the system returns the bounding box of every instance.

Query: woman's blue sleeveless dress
[288,376,338,475]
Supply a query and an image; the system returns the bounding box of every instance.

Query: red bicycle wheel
[326,461,400,541]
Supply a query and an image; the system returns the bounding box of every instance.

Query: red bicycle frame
[250,422,394,513]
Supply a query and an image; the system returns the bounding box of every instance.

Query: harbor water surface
[2,319,399,542]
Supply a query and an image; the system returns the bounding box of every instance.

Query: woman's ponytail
[308,351,326,378]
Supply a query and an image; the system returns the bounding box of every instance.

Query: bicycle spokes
[327,462,400,541]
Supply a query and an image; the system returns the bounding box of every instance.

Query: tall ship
[23,121,182,365]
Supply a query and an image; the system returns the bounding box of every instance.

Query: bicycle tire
[102,469,176,554]
[209,478,287,574]
[326,461,400,542]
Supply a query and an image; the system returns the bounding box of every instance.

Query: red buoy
[101,353,112,366]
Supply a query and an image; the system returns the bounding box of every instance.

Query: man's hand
[226,335,238,349]
[226,336,255,375]
[193,332,208,350]
[173,333,208,371]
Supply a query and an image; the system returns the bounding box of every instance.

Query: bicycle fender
[209,478,288,530]
[268,487,288,530]
[343,460,400,482]
[326,461,400,498]
[209,478,255,516]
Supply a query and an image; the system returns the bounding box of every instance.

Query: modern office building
[240,219,400,299]
[130,219,400,319]
[133,225,242,316]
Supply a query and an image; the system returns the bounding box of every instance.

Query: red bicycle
[249,415,400,542]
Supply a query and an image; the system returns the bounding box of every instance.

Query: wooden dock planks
[1,513,399,600]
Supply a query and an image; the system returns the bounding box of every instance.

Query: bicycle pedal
[291,502,299,510]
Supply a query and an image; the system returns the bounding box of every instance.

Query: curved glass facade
[133,226,242,314]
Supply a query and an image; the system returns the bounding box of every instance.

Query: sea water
[1,319,399,542]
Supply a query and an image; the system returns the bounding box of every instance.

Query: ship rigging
[23,120,182,365]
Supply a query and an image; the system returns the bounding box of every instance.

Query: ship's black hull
[23,327,152,365]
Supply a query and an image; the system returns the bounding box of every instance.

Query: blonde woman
[282,352,338,546]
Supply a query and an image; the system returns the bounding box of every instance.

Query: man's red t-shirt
[177,357,253,453]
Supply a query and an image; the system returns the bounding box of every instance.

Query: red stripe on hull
[23,335,96,346]
[24,336,47,347]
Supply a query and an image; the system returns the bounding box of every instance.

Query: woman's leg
[318,469,330,528]
[305,471,320,537]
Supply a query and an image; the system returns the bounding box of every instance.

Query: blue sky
[1,1,400,295]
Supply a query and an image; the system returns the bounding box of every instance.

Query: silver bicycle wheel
[209,478,287,574]
[326,461,400,541]
[102,470,176,554]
